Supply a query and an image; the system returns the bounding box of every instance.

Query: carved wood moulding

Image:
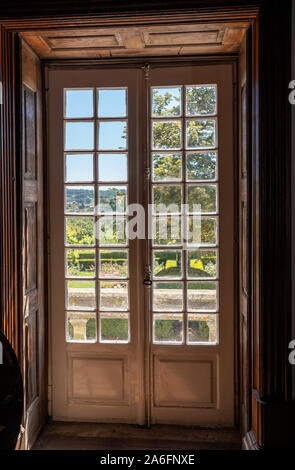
[20,22,250,59]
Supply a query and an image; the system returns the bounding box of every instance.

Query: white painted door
[48,62,234,426]
[147,65,234,426]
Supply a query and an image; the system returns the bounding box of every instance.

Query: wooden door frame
[0,1,293,448]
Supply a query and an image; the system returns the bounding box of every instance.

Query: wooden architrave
[0,0,293,448]
[243,0,294,449]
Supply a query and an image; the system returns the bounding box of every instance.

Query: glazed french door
[48,62,234,425]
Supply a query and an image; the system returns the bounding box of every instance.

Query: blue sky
[65,88,127,151]
[65,88,126,118]
[65,89,128,182]
[66,153,127,182]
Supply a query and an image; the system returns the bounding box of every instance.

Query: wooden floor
[33,422,241,450]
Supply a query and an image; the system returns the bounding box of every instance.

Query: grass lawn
[68,280,95,288]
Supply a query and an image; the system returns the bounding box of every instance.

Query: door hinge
[144,167,151,181]
[142,63,150,80]
[143,264,152,286]
[19,425,25,436]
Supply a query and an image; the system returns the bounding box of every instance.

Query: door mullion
[181,84,188,346]
[141,64,153,428]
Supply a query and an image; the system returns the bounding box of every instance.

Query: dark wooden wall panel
[0,32,47,448]
[23,88,37,180]
[0,0,261,20]
[0,27,20,358]
[21,41,46,450]
[238,32,250,439]
[25,309,39,407]
[24,202,37,293]
[244,0,294,449]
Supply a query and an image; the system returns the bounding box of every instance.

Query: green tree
[153,153,181,181]
[187,152,216,180]
[153,121,181,149]
[152,87,217,245]
[152,89,181,116]
[66,218,94,245]
[186,86,216,115]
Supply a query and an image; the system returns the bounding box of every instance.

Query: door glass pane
[153,250,182,279]
[187,249,217,279]
[65,185,94,214]
[99,249,128,278]
[186,152,217,181]
[187,184,217,213]
[98,154,127,182]
[153,185,182,213]
[98,121,127,150]
[98,217,127,245]
[186,119,216,149]
[65,122,94,150]
[152,120,181,150]
[152,216,182,246]
[185,85,217,116]
[152,87,181,117]
[98,89,127,117]
[187,216,217,246]
[100,281,128,310]
[65,89,94,118]
[66,217,95,246]
[98,185,127,213]
[153,314,183,344]
[187,281,218,311]
[67,312,96,342]
[66,249,96,277]
[66,153,93,182]
[66,280,96,309]
[152,153,182,182]
[187,314,218,344]
[153,282,183,311]
[100,313,129,343]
